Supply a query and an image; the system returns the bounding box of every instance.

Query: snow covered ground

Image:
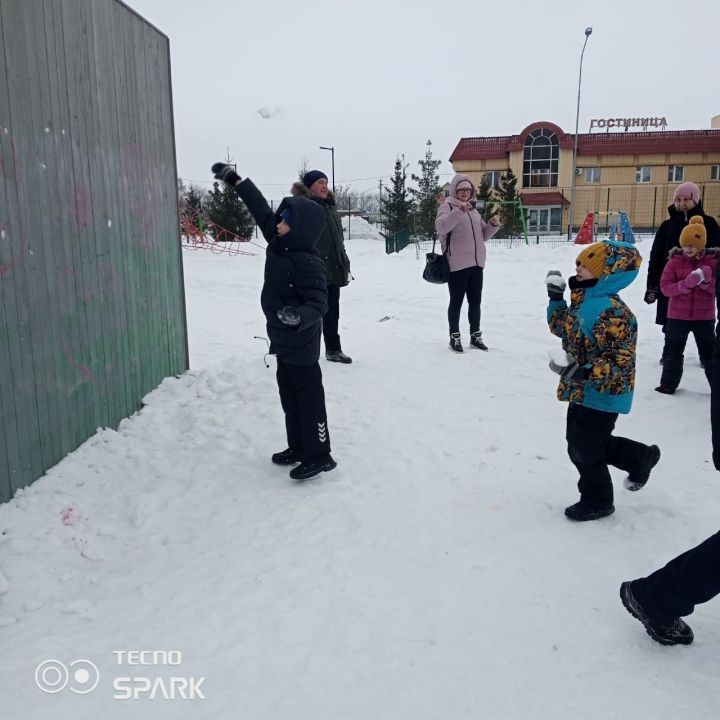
[1,234,718,719]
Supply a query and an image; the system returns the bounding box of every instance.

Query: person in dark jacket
[211,162,337,481]
[303,170,353,364]
[619,322,720,645]
[644,182,720,361]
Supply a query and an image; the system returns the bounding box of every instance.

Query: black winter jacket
[235,179,328,365]
[646,202,720,325]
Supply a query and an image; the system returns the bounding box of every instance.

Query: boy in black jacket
[211,162,336,481]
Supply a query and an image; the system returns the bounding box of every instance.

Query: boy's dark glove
[276,306,301,327]
[549,357,588,382]
[211,162,241,186]
[545,270,566,300]
[644,289,658,304]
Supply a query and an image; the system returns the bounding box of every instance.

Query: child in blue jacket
[546,240,660,521]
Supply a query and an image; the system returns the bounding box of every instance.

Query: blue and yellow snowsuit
[547,240,642,414]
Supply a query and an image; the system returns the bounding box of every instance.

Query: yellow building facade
[450,121,720,235]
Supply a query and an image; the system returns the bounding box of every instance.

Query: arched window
[523,129,559,187]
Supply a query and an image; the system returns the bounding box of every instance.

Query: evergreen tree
[496,169,523,237]
[184,184,207,233]
[205,181,254,240]
[381,156,414,236]
[475,174,495,221]
[409,140,442,240]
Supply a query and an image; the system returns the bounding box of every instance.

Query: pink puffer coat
[660,248,718,321]
[435,174,500,272]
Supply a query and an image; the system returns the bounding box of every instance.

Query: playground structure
[574,210,636,245]
[179,206,256,256]
[481,197,529,246]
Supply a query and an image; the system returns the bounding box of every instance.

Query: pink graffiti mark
[57,265,96,383]
[57,260,126,392]
[69,182,93,229]
[0,135,31,276]
[119,145,155,251]
[62,338,94,382]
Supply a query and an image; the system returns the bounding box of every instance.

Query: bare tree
[330,185,381,213]
[297,155,311,182]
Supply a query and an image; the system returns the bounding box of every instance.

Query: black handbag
[422,234,450,284]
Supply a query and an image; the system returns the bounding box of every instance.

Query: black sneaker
[655,385,675,395]
[326,350,352,364]
[620,581,694,645]
[271,448,303,465]
[289,454,337,481]
[625,445,661,491]
[449,332,463,353]
[469,332,489,351]
[564,501,615,521]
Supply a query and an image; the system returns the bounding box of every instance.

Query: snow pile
[0,237,717,719]
[341,214,384,241]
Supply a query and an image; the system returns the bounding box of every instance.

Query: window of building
[711,165,720,181]
[635,166,651,183]
[526,206,563,234]
[668,165,684,182]
[484,171,502,188]
[523,129,559,188]
[584,167,601,183]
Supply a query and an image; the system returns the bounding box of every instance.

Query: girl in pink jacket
[435,174,500,352]
[657,216,718,394]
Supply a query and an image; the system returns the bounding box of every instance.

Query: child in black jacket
[211,163,336,481]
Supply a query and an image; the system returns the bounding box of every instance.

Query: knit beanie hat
[673,182,701,204]
[302,170,328,188]
[679,216,707,251]
[576,243,608,279]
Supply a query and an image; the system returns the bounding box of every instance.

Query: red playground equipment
[179,206,256,256]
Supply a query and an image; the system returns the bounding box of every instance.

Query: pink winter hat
[673,182,701,203]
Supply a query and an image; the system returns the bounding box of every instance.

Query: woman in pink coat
[657,216,718,394]
[435,174,500,353]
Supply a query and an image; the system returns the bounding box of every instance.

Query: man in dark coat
[619,311,720,645]
[211,162,337,481]
[645,182,720,335]
[303,170,353,364]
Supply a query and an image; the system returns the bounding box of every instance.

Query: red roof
[520,191,569,207]
[577,130,720,156]
[449,124,720,162]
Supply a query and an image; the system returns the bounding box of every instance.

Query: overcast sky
[127,0,720,205]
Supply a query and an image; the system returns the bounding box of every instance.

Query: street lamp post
[568,27,593,241]
[319,145,335,193]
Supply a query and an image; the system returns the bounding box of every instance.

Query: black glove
[545,270,566,301]
[644,289,658,304]
[549,357,588,382]
[277,306,301,327]
[211,162,241,186]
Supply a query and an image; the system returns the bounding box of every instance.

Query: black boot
[624,445,661,491]
[470,331,488,351]
[289,453,337,481]
[326,350,352,364]
[564,500,615,521]
[449,332,463,353]
[620,581,694,645]
[271,448,303,465]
